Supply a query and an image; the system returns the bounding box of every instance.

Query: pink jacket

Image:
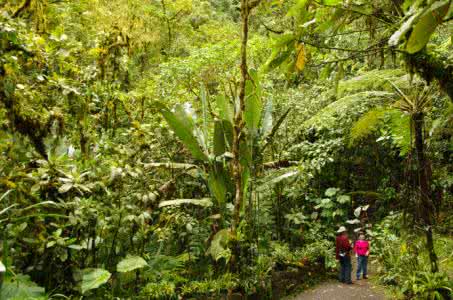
[354,239,370,256]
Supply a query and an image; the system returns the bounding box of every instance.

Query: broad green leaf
[239,139,252,168]
[117,256,148,273]
[214,120,227,156]
[207,229,232,262]
[264,34,295,71]
[215,95,233,123]
[321,198,332,206]
[81,268,111,294]
[248,69,261,94]
[325,187,338,197]
[261,99,273,137]
[406,1,450,53]
[265,47,292,71]
[1,275,46,300]
[158,104,207,161]
[244,73,262,132]
[207,165,228,205]
[158,198,213,208]
[337,195,351,204]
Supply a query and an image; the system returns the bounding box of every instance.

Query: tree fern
[350,107,388,145]
[337,69,411,97]
[386,109,412,156]
[349,107,412,155]
[303,91,394,130]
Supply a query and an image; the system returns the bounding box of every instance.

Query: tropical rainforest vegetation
[0,0,452,299]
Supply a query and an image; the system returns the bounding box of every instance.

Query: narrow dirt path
[291,259,387,300]
[291,278,386,300]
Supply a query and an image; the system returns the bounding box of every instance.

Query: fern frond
[387,109,412,156]
[304,91,394,130]
[349,107,388,145]
[338,69,409,97]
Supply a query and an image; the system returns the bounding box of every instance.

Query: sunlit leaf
[58,183,73,194]
[325,187,338,197]
[244,70,262,132]
[216,95,233,123]
[81,268,111,294]
[1,275,45,299]
[406,1,450,53]
[117,256,148,273]
[158,103,207,161]
[207,229,232,262]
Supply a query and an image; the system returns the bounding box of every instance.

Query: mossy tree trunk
[413,112,438,273]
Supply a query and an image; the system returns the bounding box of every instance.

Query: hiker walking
[335,226,352,284]
[354,233,370,280]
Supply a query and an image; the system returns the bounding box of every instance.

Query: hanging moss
[405,51,453,102]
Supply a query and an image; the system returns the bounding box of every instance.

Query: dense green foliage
[0,0,452,299]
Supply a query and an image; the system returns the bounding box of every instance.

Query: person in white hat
[335,226,352,284]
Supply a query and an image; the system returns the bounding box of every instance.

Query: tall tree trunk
[231,0,251,235]
[413,112,438,273]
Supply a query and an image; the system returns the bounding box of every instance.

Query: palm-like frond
[389,81,435,114]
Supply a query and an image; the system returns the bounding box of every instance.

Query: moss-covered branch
[406,51,453,102]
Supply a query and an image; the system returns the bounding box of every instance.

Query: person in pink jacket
[354,233,370,280]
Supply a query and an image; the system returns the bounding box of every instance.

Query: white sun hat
[337,226,347,233]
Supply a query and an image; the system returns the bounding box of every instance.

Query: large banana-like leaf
[214,120,227,157]
[239,139,252,168]
[215,94,233,123]
[208,172,227,205]
[213,119,233,156]
[244,69,263,133]
[158,103,207,161]
[207,163,231,205]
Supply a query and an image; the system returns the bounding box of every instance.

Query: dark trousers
[356,255,368,279]
[339,255,352,283]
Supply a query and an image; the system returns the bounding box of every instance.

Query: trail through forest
[292,260,386,300]
[292,279,386,300]
[1,0,452,299]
